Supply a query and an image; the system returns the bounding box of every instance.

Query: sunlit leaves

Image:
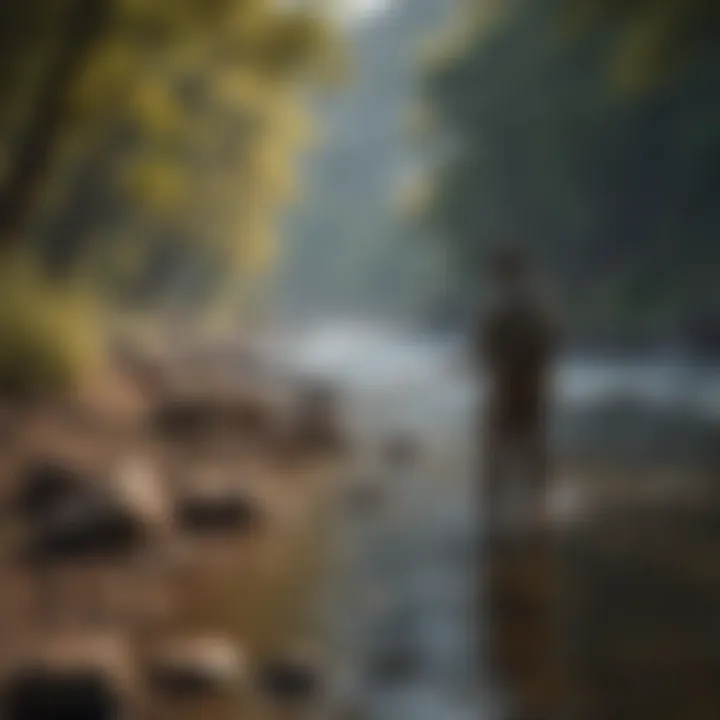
[560,0,720,92]
[70,37,139,121]
[252,9,335,76]
[0,0,340,313]
[114,0,239,46]
[464,0,720,93]
[129,78,186,139]
[238,226,278,277]
[121,157,188,212]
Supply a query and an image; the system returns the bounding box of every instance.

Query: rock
[1,634,134,720]
[175,488,265,537]
[256,650,323,705]
[11,461,90,526]
[148,636,246,698]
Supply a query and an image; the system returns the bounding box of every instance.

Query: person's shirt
[474,277,560,418]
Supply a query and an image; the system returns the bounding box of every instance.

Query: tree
[0,0,112,247]
[0,0,338,393]
[419,0,720,342]
[0,0,335,274]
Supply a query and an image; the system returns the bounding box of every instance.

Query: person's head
[488,246,530,283]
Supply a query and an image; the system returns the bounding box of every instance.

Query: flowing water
[281,321,720,718]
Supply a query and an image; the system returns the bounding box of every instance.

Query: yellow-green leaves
[122,157,188,212]
[1,0,341,310]
[562,0,720,93]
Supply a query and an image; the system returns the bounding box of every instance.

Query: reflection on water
[284,320,720,719]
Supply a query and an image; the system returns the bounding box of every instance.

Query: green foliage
[0,0,339,308]
[421,0,720,341]
[0,257,101,397]
[0,0,345,396]
[560,0,720,92]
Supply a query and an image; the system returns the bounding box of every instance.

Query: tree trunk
[0,0,111,249]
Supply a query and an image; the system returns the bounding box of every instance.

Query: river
[277,321,719,719]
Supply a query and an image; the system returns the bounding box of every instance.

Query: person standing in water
[472,248,563,720]
[475,247,560,538]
